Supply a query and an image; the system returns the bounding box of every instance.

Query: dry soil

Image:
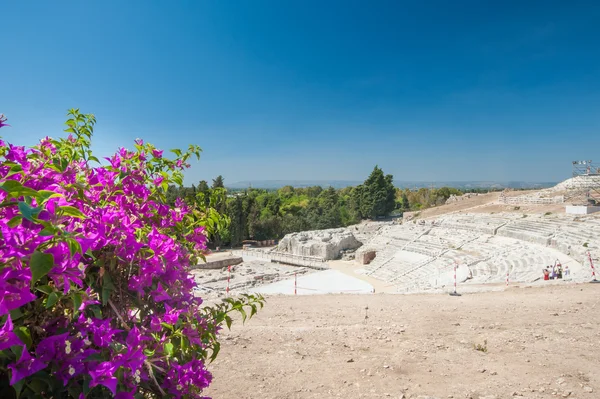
[205,283,600,399]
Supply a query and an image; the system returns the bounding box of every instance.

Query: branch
[145,360,166,396]
[108,299,131,332]
[108,300,166,396]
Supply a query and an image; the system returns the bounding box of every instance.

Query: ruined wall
[355,249,377,265]
[277,228,362,260]
[191,256,243,270]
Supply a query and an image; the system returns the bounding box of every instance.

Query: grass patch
[474,340,488,353]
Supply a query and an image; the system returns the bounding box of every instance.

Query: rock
[356,249,377,265]
[277,228,362,260]
[583,386,593,393]
[347,358,354,363]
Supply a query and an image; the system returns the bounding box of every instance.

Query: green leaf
[27,378,47,394]
[9,307,24,321]
[225,315,233,330]
[12,379,25,397]
[7,215,22,228]
[164,342,174,357]
[238,306,247,324]
[36,190,63,204]
[89,305,102,319]
[0,179,23,193]
[30,251,54,286]
[18,201,43,222]
[101,272,115,306]
[46,292,59,309]
[36,285,54,295]
[172,174,184,186]
[73,292,83,313]
[170,148,183,157]
[58,205,86,219]
[143,348,156,357]
[5,164,24,178]
[11,344,24,358]
[39,225,57,236]
[210,341,221,363]
[66,237,83,256]
[14,326,32,348]
[82,376,91,397]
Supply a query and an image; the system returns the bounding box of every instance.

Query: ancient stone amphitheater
[267,180,600,294]
[355,212,599,292]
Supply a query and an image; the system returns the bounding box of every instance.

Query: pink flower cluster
[0,113,218,398]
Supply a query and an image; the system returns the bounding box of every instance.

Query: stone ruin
[355,249,377,265]
[277,228,363,260]
[445,193,479,205]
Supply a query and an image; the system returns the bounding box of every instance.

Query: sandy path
[327,259,396,293]
[204,283,600,399]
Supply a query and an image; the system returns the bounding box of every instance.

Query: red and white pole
[588,252,598,282]
[454,265,457,292]
[226,265,231,295]
[450,262,461,296]
[294,272,297,295]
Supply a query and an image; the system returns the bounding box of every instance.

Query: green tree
[212,175,224,189]
[226,196,245,247]
[354,166,396,219]
[198,179,210,193]
[401,192,410,211]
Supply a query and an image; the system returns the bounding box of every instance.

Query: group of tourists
[543,261,569,280]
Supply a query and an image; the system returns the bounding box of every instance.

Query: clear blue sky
[2,1,600,185]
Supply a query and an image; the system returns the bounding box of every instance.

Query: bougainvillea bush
[0,110,264,398]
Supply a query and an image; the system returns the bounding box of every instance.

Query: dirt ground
[205,283,600,399]
[406,192,501,220]
[404,191,592,219]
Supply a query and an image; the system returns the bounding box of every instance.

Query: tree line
[165,167,497,248]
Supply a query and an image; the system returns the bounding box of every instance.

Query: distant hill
[227,180,558,190]
[227,180,362,189]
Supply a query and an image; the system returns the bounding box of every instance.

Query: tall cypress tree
[356,166,396,219]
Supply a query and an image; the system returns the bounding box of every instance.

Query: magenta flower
[0,112,242,397]
[0,114,10,128]
[0,268,37,316]
[162,304,183,325]
[8,346,47,385]
[89,317,122,348]
[35,333,70,362]
[150,282,171,302]
[0,315,23,350]
[114,390,136,399]
[88,361,122,395]
[151,149,163,158]
[153,176,164,186]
